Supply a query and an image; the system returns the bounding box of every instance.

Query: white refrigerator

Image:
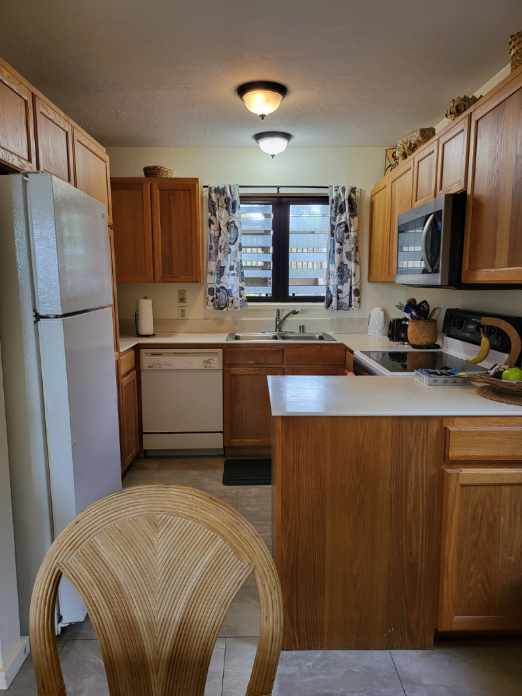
[0,173,122,633]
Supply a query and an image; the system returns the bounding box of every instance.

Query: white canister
[136,297,154,336]
[368,307,386,336]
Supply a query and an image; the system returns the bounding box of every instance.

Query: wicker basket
[407,319,438,348]
[143,165,173,178]
[509,32,522,71]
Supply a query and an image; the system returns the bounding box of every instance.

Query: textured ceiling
[1,0,521,147]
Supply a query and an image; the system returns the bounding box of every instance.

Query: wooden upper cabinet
[439,467,522,632]
[412,140,438,206]
[34,96,73,182]
[388,160,413,278]
[73,126,111,220]
[112,179,154,283]
[462,75,522,284]
[437,115,469,194]
[368,177,391,282]
[0,62,36,170]
[151,178,201,282]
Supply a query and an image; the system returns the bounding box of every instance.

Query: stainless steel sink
[278,332,336,341]
[226,332,278,341]
[226,331,336,342]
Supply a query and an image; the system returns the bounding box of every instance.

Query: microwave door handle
[421,213,435,273]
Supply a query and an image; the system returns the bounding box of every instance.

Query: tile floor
[7,456,522,695]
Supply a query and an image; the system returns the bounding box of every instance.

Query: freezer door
[38,307,121,623]
[26,173,112,315]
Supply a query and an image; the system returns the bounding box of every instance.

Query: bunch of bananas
[466,331,491,365]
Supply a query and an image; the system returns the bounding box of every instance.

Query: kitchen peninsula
[269,375,522,650]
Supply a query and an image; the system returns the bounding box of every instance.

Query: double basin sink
[227,331,337,342]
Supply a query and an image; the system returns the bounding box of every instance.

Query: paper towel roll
[136,298,154,336]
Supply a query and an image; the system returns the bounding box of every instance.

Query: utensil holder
[407,319,438,348]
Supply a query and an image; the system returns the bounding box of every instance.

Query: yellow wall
[109,64,522,333]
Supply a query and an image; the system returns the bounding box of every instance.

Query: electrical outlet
[177,288,187,304]
[177,306,187,319]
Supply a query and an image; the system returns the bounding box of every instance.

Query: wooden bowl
[143,165,173,178]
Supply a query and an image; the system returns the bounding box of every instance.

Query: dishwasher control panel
[141,349,223,371]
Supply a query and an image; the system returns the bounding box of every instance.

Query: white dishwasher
[141,349,223,454]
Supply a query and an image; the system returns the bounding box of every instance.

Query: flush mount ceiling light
[254,131,293,158]
[237,81,288,119]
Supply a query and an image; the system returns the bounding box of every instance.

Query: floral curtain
[324,185,360,311]
[206,185,247,311]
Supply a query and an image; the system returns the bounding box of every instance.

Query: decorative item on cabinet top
[445,95,481,120]
[509,31,522,71]
[143,165,173,178]
[394,128,435,161]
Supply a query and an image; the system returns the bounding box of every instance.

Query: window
[240,196,329,302]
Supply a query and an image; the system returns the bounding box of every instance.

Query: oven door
[395,194,455,286]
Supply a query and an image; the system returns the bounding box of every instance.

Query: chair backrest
[30,485,283,696]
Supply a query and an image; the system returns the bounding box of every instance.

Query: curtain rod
[202,185,330,192]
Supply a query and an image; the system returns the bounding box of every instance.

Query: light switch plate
[177,289,187,304]
[177,306,187,319]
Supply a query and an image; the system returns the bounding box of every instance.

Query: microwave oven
[395,192,466,287]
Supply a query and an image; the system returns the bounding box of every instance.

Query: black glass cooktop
[360,350,484,374]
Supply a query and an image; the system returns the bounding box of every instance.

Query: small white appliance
[141,349,223,453]
[368,307,386,336]
[0,173,122,632]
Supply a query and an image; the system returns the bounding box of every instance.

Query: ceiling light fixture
[254,131,293,158]
[237,81,288,119]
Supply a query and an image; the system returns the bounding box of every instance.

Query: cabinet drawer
[119,349,136,377]
[446,424,522,461]
[224,347,284,366]
[284,366,346,375]
[284,344,346,366]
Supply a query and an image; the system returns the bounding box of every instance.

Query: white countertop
[119,333,230,351]
[119,332,402,353]
[267,375,522,417]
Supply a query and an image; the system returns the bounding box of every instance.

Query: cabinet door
[111,179,154,282]
[462,77,522,283]
[151,178,201,282]
[388,160,413,279]
[437,116,470,194]
[439,467,522,632]
[34,96,74,182]
[119,368,140,471]
[73,126,112,220]
[0,62,36,170]
[412,141,438,206]
[368,177,391,282]
[224,366,284,448]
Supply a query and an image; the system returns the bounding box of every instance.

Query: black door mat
[223,458,271,486]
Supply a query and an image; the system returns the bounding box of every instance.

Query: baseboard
[0,636,30,690]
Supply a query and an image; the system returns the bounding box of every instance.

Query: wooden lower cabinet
[439,467,522,632]
[223,344,347,450]
[118,358,140,472]
[224,366,285,448]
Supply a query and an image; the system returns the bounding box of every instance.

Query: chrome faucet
[274,308,300,333]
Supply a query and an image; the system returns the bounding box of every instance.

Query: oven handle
[421,213,435,273]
